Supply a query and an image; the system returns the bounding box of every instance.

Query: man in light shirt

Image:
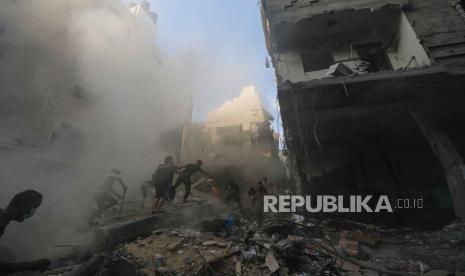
[89,169,127,224]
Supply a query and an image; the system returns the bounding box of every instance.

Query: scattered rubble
[39,198,465,276]
[326,61,369,77]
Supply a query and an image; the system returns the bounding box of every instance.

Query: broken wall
[272,9,432,81]
[265,0,465,83]
[264,0,465,224]
[388,11,431,69]
[404,0,465,64]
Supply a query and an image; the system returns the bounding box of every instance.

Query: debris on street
[39,192,465,275]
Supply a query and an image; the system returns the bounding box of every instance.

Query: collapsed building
[160,86,286,192]
[261,0,465,224]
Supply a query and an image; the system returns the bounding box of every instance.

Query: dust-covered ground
[33,187,465,276]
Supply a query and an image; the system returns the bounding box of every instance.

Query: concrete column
[411,111,465,220]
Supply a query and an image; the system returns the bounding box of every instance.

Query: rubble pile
[40,199,465,276]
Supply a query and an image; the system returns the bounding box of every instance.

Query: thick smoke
[198,85,285,192]
[0,0,192,260]
[206,85,271,127]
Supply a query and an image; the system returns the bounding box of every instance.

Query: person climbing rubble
[89,169,127,224]
[0,190,51,275]
[151,156,177,214]
[263,176,279,194]
[248,181,268,226]
[262,176,269,188]
[170,160,215,203]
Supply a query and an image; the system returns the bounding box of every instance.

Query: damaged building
[261,0,465,224]
[160,86,286,191]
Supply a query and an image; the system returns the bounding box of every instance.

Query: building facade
[262,0,465,221]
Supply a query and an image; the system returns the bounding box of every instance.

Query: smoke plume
[0,0,191,260]
[206,85,272,127]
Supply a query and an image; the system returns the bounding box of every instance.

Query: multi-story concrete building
[261,0,465,221]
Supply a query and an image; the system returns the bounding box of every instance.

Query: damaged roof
[263,0,411,25]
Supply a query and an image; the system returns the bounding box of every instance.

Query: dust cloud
[206,85,270,127]
[0,0,197,260]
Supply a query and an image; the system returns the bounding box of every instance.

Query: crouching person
[89,169,127,224]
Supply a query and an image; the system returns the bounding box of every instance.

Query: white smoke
[0,0,193,260]
[206,85,272,127]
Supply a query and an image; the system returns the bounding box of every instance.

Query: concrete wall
[406,0,465,37]
[272,9,431,82]
[268,0,465,83]
[388,12,431,69]
[404,0,465,63]
[266,0,464,221]
[276,50,327,81]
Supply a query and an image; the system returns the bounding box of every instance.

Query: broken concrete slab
[67,255,103,276]
[337,258,360,272]
[166,238,186,251]
[339,237,359,256]
[94,215,160,248]
[265,251,280,273]
[235,261,242,275]
[341,230,381,247]
[327,62,353,77]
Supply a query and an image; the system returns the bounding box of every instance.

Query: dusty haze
[0,0,201,260]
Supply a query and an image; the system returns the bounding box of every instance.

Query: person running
[152,156,177,213]
[171,160,214,203]
[89,169,127,224]
[0,190,51,274]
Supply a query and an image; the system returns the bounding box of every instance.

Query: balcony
[262,0,433,82]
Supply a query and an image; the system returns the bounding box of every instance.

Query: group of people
[224,176,277,226]
[150,157,215,213]
[89,156,279,226]
[0,163,277,274]
[90,157,215,222]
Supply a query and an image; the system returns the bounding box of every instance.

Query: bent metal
[263,195,393,213]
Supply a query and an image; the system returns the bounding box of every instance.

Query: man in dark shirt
[0,190,51,274]
[172,160,214,203]
[248,181,267,206]
[257,181,268,196]
[152,156,177,213]
[248,186,258,200]
[248,181,268,226]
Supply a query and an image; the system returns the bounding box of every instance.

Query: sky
[149,0,280,131]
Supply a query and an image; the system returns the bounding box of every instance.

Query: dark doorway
[355,42,392,72]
